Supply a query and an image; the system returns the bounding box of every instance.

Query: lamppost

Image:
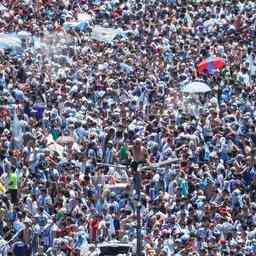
[132,159,179,256]
[133,167,142,256]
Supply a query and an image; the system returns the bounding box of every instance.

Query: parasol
[197,57,225,74]
[181,81,211,93]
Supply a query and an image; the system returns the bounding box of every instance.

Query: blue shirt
[13,241,28,256]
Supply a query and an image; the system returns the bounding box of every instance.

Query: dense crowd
[0,0,256,255]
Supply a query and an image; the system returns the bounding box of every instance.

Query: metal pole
[134,167,142,256]
[132,160,179,256]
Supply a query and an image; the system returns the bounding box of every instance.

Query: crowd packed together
[0,0,256,255]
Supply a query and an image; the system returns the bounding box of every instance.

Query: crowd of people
[0,0,256,255]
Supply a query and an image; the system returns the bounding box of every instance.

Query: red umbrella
[197,57,225,74]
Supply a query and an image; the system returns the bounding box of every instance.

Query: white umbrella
[181,81,211,93]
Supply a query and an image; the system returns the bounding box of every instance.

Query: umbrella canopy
[181,81,211,93]
[0,34,22,49]
[197,57,225,74]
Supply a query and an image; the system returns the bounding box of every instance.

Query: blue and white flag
[0,4,7,12]
[90,26,122,43]
[64,21,90,32]
[0,34,21,49]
